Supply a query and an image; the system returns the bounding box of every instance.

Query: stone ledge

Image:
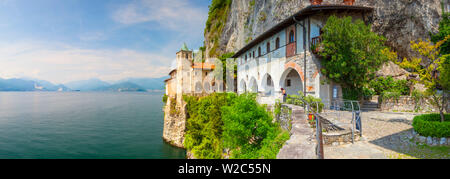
[412,130,450,146]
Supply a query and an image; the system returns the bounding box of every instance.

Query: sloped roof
[232,4,373,58]
[181,42,190,51]
[192,63,215,70]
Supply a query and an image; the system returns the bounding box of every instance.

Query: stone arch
[280,64,304,96]
[239,79,247,93]
[249,77,258,93]
[261,73,275,96]
[203,81,211,92]
[195,81,203,93]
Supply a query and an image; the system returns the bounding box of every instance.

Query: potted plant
[308,113,315,121]
[311,43,317,54]
[310,0,323,5]
[343,0,355,5]
[311,43,323,54]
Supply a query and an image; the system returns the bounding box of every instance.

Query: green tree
[431,12,450,54]
[396,36,450,122]
[319,16,390,94]
[183,93,237,159]
[221,94,288,159]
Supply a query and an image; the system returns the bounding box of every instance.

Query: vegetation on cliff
[204,0,232,57]
[183,93,289,159]
[382,12,449,122]
[183,93,235,159]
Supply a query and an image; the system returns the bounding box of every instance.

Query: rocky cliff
[205,0,443,59]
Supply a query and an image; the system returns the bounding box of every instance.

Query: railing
[311,36,322,53]
[321,99,363,143]
[286,42,296,57]
[285,96,363,159]
[286,95,324,159]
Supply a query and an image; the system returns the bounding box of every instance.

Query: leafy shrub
[183,93,237,159]
[342,87,360,100]
[412,114,450,138]
[274,100,282,118]
[169,97,178,116]
[183,93,289,159]
[381,91,401,101]
[286,91,324,113]
[362,87,375,100]
[369,76,409,95]
[162,94,168,103]
[222,94,288,159]
[304,95,324,113]
[411,89,426,112]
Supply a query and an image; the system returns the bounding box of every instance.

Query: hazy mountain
[0,78,36,91]
[94,82,146,92]
[65,79,110,91]
[0,76,167,92]
[116,77,167,90]
[27,78,70,91]
[0,78,71,91]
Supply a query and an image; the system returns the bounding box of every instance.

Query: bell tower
[175,43,193,104]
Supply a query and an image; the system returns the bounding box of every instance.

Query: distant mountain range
[0,77,168,92]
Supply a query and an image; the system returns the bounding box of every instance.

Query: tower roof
[181,43,190,51]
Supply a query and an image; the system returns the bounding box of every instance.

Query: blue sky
[0,0,210,83]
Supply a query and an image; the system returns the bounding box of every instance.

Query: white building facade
[234,5,373,105]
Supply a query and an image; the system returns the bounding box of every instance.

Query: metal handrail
[286,96,363,148]
[285,95,323,159]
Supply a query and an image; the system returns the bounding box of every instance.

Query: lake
[0,92,186,159]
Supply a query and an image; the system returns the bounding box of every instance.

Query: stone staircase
[361,96,380,112]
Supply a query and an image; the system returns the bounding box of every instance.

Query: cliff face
[162,98,186,148]
[205,0,443,59]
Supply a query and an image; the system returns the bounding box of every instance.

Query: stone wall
[277,104,293,132]
[380,96,449,113]
[412,130,450,146]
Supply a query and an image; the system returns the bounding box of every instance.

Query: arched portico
[280,67,304,96]
[195,81,203,93]
[239,79,247,93]
[203,82,211,92]
[261,73,275,96]
[249,77,258,93]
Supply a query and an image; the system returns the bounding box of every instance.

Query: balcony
[286,42,296,57]
[311,36,322,54]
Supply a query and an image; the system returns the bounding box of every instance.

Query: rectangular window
[287,79,291,87]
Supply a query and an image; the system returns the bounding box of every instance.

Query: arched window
[258,47,261,57]
[276,37,280,49]
[186,54,189,59]
[267,75,272,86]
[266,42,270,54]
[289,30,295,43]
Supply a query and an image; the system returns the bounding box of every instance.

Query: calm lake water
[0,92,186,159]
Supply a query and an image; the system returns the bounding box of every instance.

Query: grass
[388,139,450,159]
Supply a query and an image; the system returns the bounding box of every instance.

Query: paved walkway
[277,104,317,159]
[324,111,450,159]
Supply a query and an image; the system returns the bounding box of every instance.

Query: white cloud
[112,0,207,32]
[0,41,175,84]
